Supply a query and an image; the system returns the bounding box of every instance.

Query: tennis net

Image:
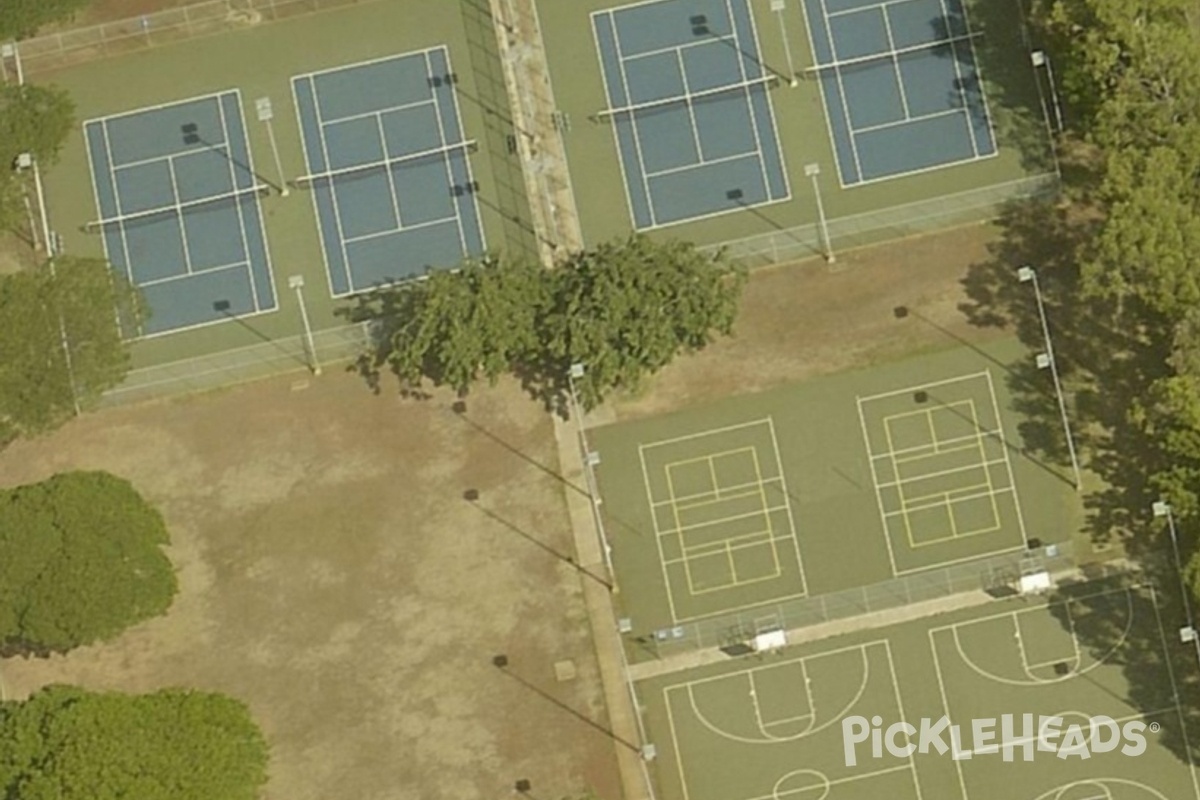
[85,183,270,231]
[593,75,777,120]
[804,32,984,75]
[293,139,478,188]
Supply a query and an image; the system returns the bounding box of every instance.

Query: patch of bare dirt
[0,374,621,800]
[612,221,1011,421]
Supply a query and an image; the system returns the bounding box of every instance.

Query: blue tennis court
[803,0,997,186]
[592,0,790,230]
[84,91,277,337]
[292,47,486,296]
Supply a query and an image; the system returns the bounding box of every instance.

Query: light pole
[769,0,798,87]
[566,362,615,591]
[288,275,320,375]
[1018,265,1081,490]
[255,96,289,197]
[17,152,80,416]
[1153,501,1200,666]
[1031,51,1064,134]
[804,163,834,263]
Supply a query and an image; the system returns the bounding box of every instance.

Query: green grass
[636,581,1200,800]
[37,0,534,368]
[592,338,1080,646]
[537,0,1055,248]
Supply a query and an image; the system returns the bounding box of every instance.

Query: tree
[0,685,268,800]
[0,471,177,655]
[0,84,75,167]
[373,235,745,408]
[0,0,92,41]
[540,235,744,410]
[0,256,139,440]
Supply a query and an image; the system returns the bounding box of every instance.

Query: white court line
[743,0,792,201]
[165,156,193,275]
[817,0,867,183]
[852,106,963,136]
[135,260,248,288]
[81,88,238,130]
[677,48,707,162]
[645,148,758,179]
[872,429,992,460]
[724,0,773,199]
[439,47,488,255]
[625,33,739,62]
[964,397,1004,539]
[671,485,784,516]
[654,473,783,508]
[96,120,137,293]
[879,6,911,119]
[308,80,355,293]
[766,417,806,596]
[610,17,659,227]
[673,504,777,536]
[323,95,435,129]
[376,113,405,229]
[932,0,978,159]
[589,10,642,231]
[1148,585,1200,799]
[423,49,469,260]
[294,45,445,88]
[291,74,339,301]
[952,0,999,156]
[883,640,924,799]
[342,213,457,245]
[215,92,264,312]
[928,627,971,798]
[640,441,681,623]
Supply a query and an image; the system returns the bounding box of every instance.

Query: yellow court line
[673,485,775,516]
[892,439,978,466]
[640,444,682,623]
[901,482,991,511]
[666,531,774,564]
[925,405,938,454]
[688,564,782,595]
[883,458,1005,492]
[639,417,773,451]
[750,444,782,579]
[858,395,902,576]
[765,417,807,596]
[964,397,1004,535]
[984,370,1032,549]
[883,406,920,551]
[677,505,773,536]
[708,455,719,502]
[873,429,981,460]
[856,369,991,405]
[665,445,756,474]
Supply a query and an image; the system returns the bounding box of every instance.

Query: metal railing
[100,322,370,406]
[644,541,1077,658]
[702,173,1060,269]
[14,0,378,75]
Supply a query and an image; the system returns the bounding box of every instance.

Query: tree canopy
[0,471,177,655]
[0,84,75,240]
[0,0,92,41]
[0,255,138,444]
[354,235,744,409]
[0,685,269,800]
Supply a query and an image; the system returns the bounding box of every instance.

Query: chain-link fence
[100,322,370,407]
[702,173,1059,269]
[644,541,1076,658]
[14,0,377,75]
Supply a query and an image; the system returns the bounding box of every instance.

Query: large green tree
[0,471,177,655]
[0,255,138,443]
[369,235,744,408]
[0,0,92,40]
[0,685,268,800]
[0,84,75,238]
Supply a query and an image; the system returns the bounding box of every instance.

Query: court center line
[878,6,912,119]
[749,444,783,581]
[644,149,758,179]
[323,95,436,129]
[675,49,706,162]
[165,156,194,275]
[375,113,405,230]
[135,260,249,289]
[964,397,1004,537]
[622,32,737,63]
